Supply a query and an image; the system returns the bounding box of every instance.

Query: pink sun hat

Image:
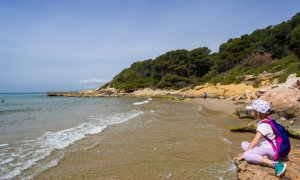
[246,99,271,114]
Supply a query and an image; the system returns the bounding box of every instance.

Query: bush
[235,76,244,84]
[156,74,190,88]
[200,70,218,82]
[243,52,273,67]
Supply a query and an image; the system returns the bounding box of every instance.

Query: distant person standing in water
[1,99,4,103]
[203,92,207,99]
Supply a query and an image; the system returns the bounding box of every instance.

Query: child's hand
[233,153,244,161]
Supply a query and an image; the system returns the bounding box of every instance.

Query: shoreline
[47,83,259,100]
[36,98,252,179]
[35,95,300,179]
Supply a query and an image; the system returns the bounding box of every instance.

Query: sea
[0,93,250,179]
[0,93,147,179]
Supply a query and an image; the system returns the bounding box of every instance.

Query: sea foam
[0,110,143,180]
[222,137,232,144]
[133,100,149,106]
[0,144,8,148]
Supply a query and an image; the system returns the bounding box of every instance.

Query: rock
[255,89,268,98]
[194,85,204,90]
[244,75,257,81]
[261,88,300,119]
[257,70,284,80]
[235,105,253,119]
[230,119,300,139]
[97,87,118,95]
[277,74,300,89]
[230,125,256,133]
[280,117,287,122]
[289,117,300,133]
[79,90,95,93]
[234,145,300,179]
[296,80,300,90]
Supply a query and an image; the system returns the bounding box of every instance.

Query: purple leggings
[241,141,276,164]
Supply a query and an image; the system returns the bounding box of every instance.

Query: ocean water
[0,93,252,179]
[0,93,146,179]
[34,98,251,179]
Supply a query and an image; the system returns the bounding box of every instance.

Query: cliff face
[234,145,300,179]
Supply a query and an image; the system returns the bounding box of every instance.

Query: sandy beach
[36,98,254,179]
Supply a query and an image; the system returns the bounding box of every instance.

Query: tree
[188,47,211,76]
[289,12,300,29]
[290,25,300,57]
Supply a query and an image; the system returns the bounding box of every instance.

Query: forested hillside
[102,13,300,90]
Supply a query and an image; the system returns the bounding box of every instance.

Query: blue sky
[0,0,299,92]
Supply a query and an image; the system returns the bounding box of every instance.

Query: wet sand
[36,98,253,179]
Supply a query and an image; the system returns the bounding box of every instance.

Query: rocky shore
[234,145,300,179]
[232,74,300,179]
[47,81,259,98]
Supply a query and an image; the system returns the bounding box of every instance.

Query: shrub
[243,52,273,67]
[235,76,245,84]
[252,79,261,88]
[156,74,190,88]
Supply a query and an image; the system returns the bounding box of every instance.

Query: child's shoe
[274,162,287,177]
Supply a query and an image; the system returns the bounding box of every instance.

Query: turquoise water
[0,93,146,179]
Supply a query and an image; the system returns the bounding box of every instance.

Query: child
[234,99,287,177]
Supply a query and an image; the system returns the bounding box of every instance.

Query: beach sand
[36,98,253,179]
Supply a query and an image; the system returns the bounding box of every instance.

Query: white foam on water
[227,162,237,172]
[133,100,149,106]
[25,154,64,180]
[0,158,14,166]
[222,137,232,144]
[0,144,8,148]
[0,110,143,180]
[148,98,152,101]
[216,162,238,179]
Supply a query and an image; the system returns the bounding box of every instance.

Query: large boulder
[261,88,300,119]
[235,145,300,179]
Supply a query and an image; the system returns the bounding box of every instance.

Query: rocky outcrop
[47,88,124,97]
[232,77,300,137]
[276,74,300,89]
[233,74,300,179]
[183,83,258,99]
[261,88,300,119]
[130,88,180,97]
[235,105,253,119]
[234,73,300,137]
[230,121,300,139]
[237,70,285,87]
[234,145,300,179]
[233,90,300,138]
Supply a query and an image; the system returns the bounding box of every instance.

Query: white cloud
[79,78,110,85]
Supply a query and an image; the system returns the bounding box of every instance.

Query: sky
[0,0,299,92]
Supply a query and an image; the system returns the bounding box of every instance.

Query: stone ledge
[234,145,300,179]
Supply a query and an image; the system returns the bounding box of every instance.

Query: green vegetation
[103,13,300,90]
[207,55,300,85]
[230,125,256,133]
